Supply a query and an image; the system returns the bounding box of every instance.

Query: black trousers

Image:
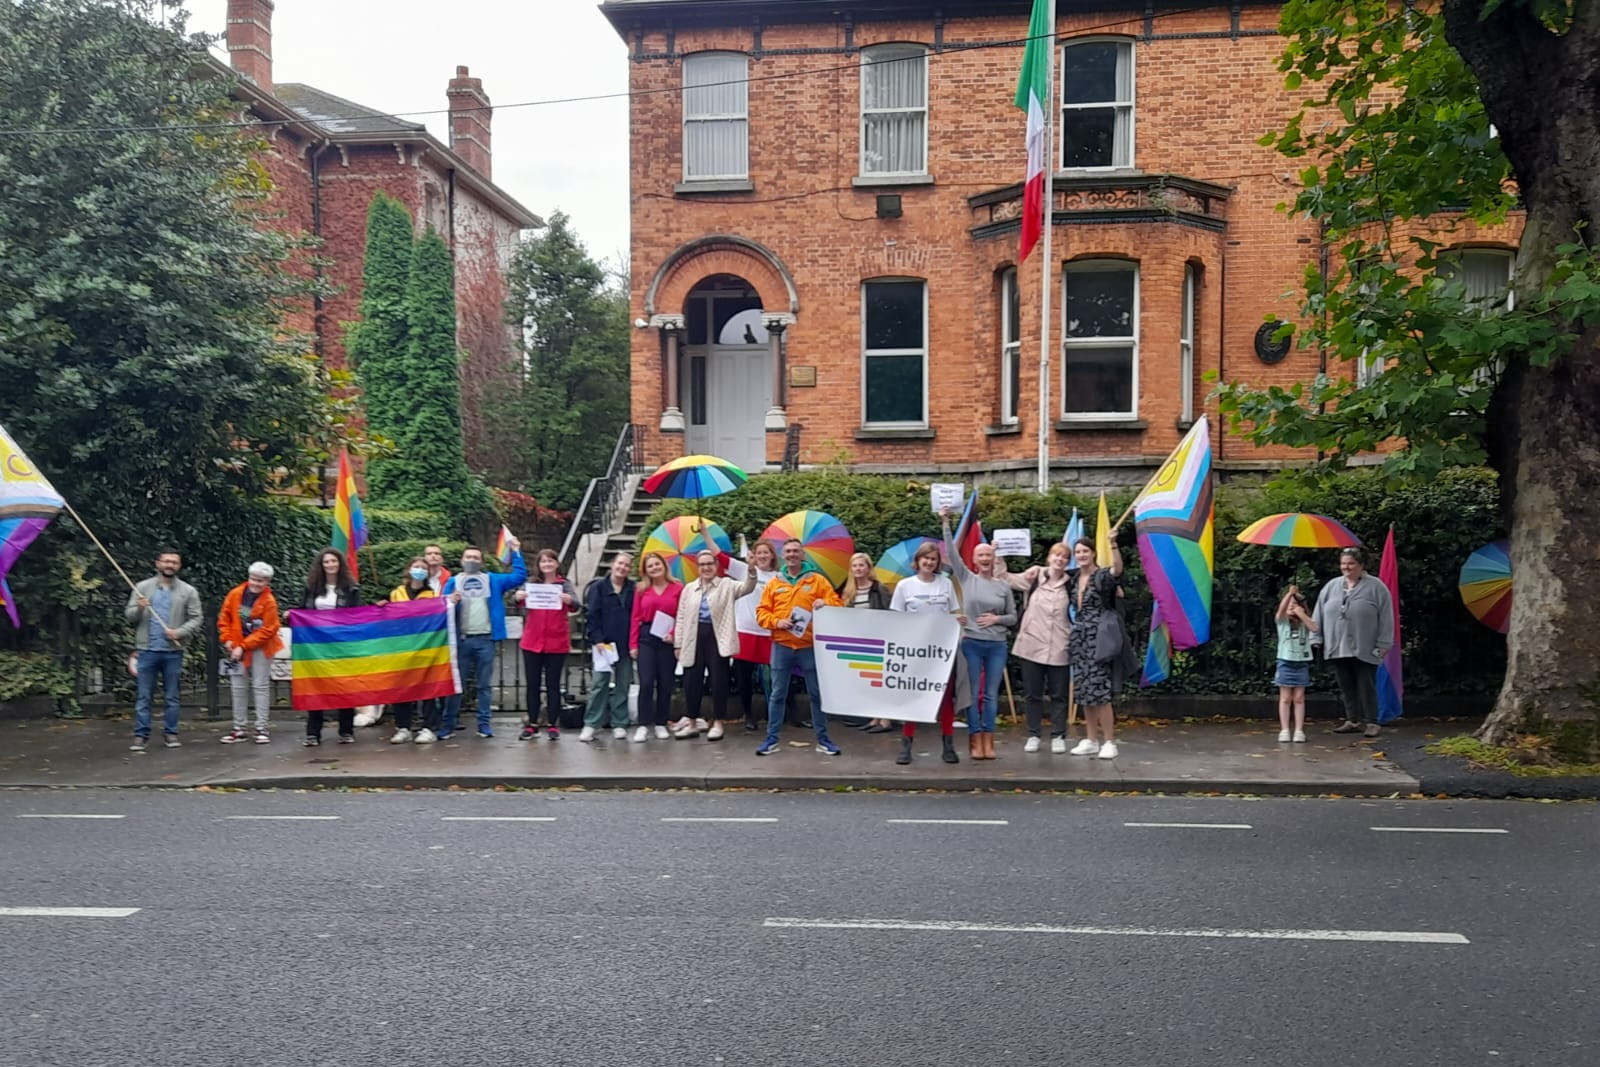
[636,638,677,727]
[683,622,731,721]
[1330,657,1379,726]
[305,708,355,738]
[393,699,441,732]
[522,650,565,727]
[1020,659,1069,737]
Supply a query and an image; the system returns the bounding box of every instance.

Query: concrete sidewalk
[0,714,1420,795]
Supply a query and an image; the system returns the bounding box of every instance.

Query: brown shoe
[981,733,997,760]
[969,735,981,760]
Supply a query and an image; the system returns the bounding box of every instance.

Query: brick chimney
[447,65,493,178]
[226,0,275,91]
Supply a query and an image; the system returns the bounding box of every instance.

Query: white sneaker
[654,725,671,740]
[1293,729,1307,743]
[1023,736,1041,753]
[1097,741,1119,760]
[1278,729,1292,743]
[414,729,437,744]
[1069,738,1100,756]
[1051,737,1068,755]
[633,726,649,742]
[693,718,709,732]
[578,726,597,742]
[612,727,629,740]
[388,729,412,744]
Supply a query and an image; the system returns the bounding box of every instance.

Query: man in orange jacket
[755,538,842,756]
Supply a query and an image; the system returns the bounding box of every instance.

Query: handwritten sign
[930,483,965,515]
[991,529,1033,557]
[524,583,563,611]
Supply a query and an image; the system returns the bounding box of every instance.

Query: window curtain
[684,54,749,179]
[862,46,927,175]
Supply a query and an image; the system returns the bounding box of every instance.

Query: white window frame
[682,52,749,182]
[1438,248,1515,312]
[861,278,930,429]
[1355,348,1386,388]
[859,43,929,178]
[1059,37,1135,171]
[1000,268,1021,425]
[1061,259,1140,420]
[1180,264,1196,424]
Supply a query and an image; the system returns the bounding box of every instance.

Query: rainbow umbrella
[642,454,748,500]
[760,510,854,587]
[873,536,940,589]
[1236,513,1362,549]
[641,515,733,583]
[1459,539,1512,634]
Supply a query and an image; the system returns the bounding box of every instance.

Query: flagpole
[59,499,172,629]
[1035,0,1058,494]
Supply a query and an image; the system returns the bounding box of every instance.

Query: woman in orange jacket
[217,562,283,744]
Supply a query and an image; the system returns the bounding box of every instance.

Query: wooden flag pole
[59,499,172,630]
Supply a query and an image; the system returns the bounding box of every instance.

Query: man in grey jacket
[124,548,204,751]
[1311,547,1396,739]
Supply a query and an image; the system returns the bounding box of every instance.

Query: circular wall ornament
[1254,320,1292,364]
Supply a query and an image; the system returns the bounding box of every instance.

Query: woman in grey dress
[1067,535,1124,760]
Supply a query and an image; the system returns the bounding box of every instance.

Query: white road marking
[763,917,1469,945]
[0,907,141,918]
[660,817,778,823]
[222,815,341,821]
[1371,826,1509,835]
[14,814,126,820]
[885,819,1009,826]
[1124,822,1253,830]
[440,816,557,822]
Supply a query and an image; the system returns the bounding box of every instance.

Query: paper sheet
[930,482,965,515]
[649,610,674,641]
[524,583,563,611]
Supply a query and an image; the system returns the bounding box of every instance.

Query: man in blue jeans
[123,548,204,751]
[442,540,525,738]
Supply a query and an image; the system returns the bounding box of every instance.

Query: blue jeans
[134,649,183,738]
[962,637,1008,734]
[443,635,497,734]
[763,644,831,747]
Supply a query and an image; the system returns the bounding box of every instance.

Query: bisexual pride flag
[288,598,459,712]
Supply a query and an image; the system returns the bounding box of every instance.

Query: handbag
[1093,610,1125,664]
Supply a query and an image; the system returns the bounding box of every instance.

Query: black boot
[896,737,913,765]
[942,735,959,764]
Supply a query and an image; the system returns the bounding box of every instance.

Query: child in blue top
[1274,585,1318,743]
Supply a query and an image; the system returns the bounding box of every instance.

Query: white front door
[685,344,769,472]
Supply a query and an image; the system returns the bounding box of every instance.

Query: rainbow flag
[1376,526,1404,723]
[331,448,367,581]
[494,524,514,565]
[288,598,459,712]
[0,423,66,627]
[1133,420,1214,685]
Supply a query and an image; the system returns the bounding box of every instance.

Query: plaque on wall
[789,366,817,388]
[1254,320,1293,364]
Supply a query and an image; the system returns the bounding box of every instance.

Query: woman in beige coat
[673,550,756,740]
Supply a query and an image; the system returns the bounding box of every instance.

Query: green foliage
[0,650,78,706]
[366,226,492,527]
[0,1,325,653]
[365,508,453,545]
[344,192,414,461]
[488,211,629,509]
[639,471,1506,697]
[1428,732,1600,775]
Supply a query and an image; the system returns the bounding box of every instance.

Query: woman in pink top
[515,548,578,739]
[629,551,684,741]
[1003,542,1073,754]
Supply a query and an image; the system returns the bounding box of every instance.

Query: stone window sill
[1054,418,1148,432]
[983,422,1022,436]
[852,174,935,188]
[855,426,936,441]
[674,179,755,195]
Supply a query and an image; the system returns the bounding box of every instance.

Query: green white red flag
[1012,0,1052,261]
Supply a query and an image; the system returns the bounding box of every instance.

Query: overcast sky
[183,0,631,268]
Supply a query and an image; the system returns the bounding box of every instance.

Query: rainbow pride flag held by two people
[288,598,459,712]
[1133,420,1215,685]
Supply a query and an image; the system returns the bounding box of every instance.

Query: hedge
[638,468,1507,699]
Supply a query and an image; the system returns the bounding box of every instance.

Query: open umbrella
[642,454,748,500]
[873,536,940,589]
[761,510,854,587]
[1236,513,1362,549]
[1459,539,1512,634]
[641,515,733,584]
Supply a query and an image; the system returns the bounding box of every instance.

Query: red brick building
[600,0,1521,484]
[220,0,540,476]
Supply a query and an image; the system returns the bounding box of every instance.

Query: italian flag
[1013,0,1052,261]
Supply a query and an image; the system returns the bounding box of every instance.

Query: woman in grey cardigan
[1311,547,1396,739]
[941,510,1018,761]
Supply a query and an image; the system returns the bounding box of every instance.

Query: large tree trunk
[1444,1,1600,756]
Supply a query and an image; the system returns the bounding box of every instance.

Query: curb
[1383,740,1600,800]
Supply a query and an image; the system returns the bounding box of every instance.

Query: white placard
[524,583,563,611]
[930,483,965,515]
[735,590,763,635]
[991,529,1033,557]
[649,610,674,641]
[724,557,749,582]
[812,606,962,723]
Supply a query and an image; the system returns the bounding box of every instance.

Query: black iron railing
[781,422,803,472]
[557,422,647,578]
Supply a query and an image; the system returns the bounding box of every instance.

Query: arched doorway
[680,274,772,471]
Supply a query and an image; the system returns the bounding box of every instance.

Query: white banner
[812,605,961,723]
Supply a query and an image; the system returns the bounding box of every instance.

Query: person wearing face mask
[388,556,443,743]
[125,548,204,751]
[1004,543,1074,754]
[217,562,282,745]
[442,540,527,739]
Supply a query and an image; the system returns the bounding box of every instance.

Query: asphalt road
[1,790,1594,1067]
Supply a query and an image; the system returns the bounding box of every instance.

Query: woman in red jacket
[629,551,684,742]
[515,549,578,740]
[217,561,283,744]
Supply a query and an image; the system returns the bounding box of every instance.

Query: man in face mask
[442,541,525,738]
[124,548,204,751]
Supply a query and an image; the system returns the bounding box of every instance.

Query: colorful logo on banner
[812,606,961,722]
